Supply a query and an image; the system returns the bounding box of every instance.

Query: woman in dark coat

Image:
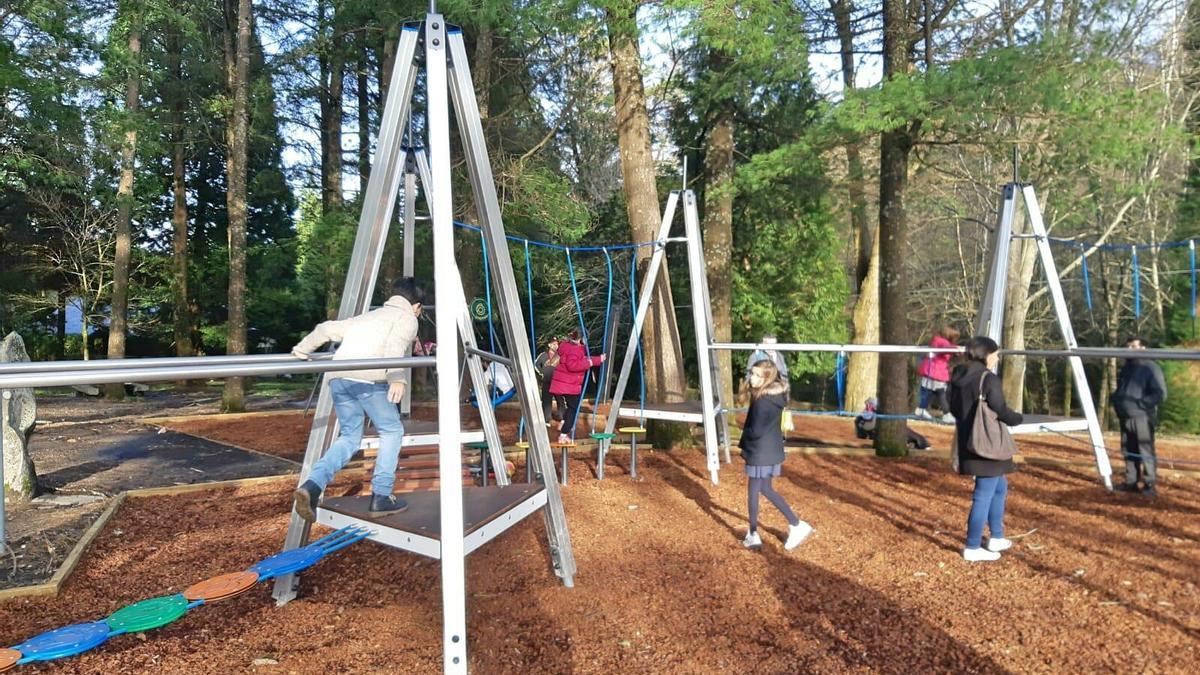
[739,360,812,551]
[949,336,1023,562]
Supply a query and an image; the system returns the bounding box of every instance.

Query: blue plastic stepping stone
[12,621,110,663]
[249,545,326,580]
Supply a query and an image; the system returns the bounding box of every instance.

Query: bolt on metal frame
[266,14,575,674]
[598,190,731,484]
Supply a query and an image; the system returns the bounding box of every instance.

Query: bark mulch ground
[0,448,1196,673]
[165,406,1200,473]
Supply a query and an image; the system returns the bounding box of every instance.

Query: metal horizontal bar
[1008,347,1200,361]
[464,347,512,367]
[0,351,336,375]
[0,356,436,390]
[710,342,961,355]
[710,342,1200,361]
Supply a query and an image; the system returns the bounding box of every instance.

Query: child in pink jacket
[548,329,605,443]
[915,324,960,422]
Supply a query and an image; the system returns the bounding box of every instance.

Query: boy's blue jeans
[307,378,404,496]
[965,475,1007,548]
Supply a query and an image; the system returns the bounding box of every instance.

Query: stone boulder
[1,332,38,501]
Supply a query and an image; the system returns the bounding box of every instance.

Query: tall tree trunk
[319,9,344,319]
[56,296,66,359]
[223,0,252,412]
[845,233,881,409]
[357,32,370,188]
[606,3,687,403]
[1000,210,1038,409]
[832,0,878,411]
[875,0,914,455]
[106,6,142,399]
[168,30,195,388]
[379,32,396,104]
[703,49,735,408]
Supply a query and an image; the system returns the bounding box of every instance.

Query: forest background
[3,0,1199,448]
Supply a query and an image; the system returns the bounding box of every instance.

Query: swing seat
[469,387,517,409]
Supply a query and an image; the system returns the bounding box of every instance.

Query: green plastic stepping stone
[465,441,489,450]
[106,594,190,634]
[589,433,616,440]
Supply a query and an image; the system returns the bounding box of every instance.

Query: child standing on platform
[739,360,813,550]
[548,329,605,443]
[915,324,960,422]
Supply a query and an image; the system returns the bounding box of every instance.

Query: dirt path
[0,449,1196,673]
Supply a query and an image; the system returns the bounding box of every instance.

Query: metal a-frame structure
[976,182,1115,489]
[598,189,732,484]
[270,11,576,672]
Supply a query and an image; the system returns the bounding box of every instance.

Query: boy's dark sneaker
[1142,484,1158,497]
[293,480,321,522]
[368,494,408,516]
[1114,483,1139,492]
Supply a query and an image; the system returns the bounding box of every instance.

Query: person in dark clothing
[949,337,1024,562]
[534,337,563,425]
[1111,336,1167,496]
[739,360,813,551]
[854,397,931,450]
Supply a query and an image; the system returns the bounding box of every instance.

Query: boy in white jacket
[291,277,424,519]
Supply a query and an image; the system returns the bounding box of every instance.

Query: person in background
[548,329,605,443]
[745,333,789,381]
[1111,336,1167,496]
[535,337,563,425]
[949,337,1023,562]
[855,397,931,450]
[290,277,425,519]
[915,324,961,422]
[739,359,813,551]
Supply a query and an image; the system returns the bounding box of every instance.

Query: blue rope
[565,249,590,438]
[1079,243,1094,312]
[1047,235,1199,252]
[524,240,536,353]
[590,248,615,434]
[454,220,672,252]
[834,352,847,411]
[1132,247,1142,318]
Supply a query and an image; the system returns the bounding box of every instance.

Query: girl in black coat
[949,337,1024,562]
[739,360,813,550]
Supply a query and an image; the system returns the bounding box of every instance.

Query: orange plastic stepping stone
[184,570,260,603]
[0,648,20,672]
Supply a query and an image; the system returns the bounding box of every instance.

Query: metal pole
[977,184,1018,341]
[0,356,436,390]
[401,154,418,415]
[599,192,679,477]
[682,190,722,483]
[273,22,422,606]
[1023,185,1113,489]
[425,14,469,674]
[0,351,333,374]
[412,149,510,486]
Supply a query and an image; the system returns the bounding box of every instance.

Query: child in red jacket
[915,324,960,422]
[548,329,606,443]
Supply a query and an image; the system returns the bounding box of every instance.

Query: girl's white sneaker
[986,537,1013,552]
[784,521,814,550]
[742,531,762,548]
[963,547,1001,562]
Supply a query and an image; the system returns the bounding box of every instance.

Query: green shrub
[1158,360,1200,435]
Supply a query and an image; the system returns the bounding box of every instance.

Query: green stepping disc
[465,441,490,450]
[589,433,616,440]
[106,594,190,634]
